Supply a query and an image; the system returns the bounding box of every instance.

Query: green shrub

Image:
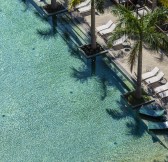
[124,90,151,106]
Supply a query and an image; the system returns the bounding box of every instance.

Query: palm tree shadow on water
[35,14,59,39]
[153,156,168,162]
[106,98,168,150]
[71,55,130,100]
[21,0,85,48]
[106,97,148,138]
[19,0,30,12]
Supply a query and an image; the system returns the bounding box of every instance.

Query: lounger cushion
[142,67,159,80]
[154,82,168,94]
[145,71,164,85]
[76,0,90,9]
[96,20,113,32]
[158,90,168,99]
[99,23,116,35]
[78,5,91,13]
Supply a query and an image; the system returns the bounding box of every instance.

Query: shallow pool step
[57,14,90,45]
[63,13,90,39]
[57,16,88,45]
[56,19,84,47]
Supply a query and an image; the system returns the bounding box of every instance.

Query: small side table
[159,78,167,85]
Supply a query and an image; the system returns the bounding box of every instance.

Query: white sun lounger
[142,67,159,80]
[137,6,151,17]
[96,20,113,32]
[145,71,164,85]
[158,90,168,99]
[99,23,116,35]
[138,8,148,17]
[78,4,91,13]
[112,35,128,47]
[75,0,90,9]
[148,121,168,130]
[154,82,168,94]
[132,11,140,19]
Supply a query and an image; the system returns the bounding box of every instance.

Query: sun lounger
[137,8,148,17]
[96,20,113,32]
[139,107,165,117]
[78,4,91,13]
[112,35,128,49]
[137,6,151,17]
[145,71,164,85]
[132,11,141,19]
[148,121,168,130]
[99,23,116,36]
[158,90,168,99]
[75,0,90,9]
[142,67,159,80]
[154,82,168,94]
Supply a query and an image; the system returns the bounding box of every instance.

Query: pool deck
[33,0,168,147]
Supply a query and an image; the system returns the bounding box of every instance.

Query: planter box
[79,43,107,59]
[122,90,154,109]
[42,3,67,16]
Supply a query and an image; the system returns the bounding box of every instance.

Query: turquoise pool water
[0,1,168,161]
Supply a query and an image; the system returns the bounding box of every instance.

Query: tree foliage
[68,0,104,13]
[108,5,168,98]
[159,0,168,8]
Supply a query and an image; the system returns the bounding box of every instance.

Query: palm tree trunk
[51,0,57,9]
[152,0,157,11]
[135,39,143,99]
[91,0,96,49]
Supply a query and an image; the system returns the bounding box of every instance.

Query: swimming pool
[0,1,168,161]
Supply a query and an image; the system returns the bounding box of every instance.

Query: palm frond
[95,0,105,14]
[143,29,168,52]
[68,0,81,10]
[111,4,129,17]
[145,7,168,27]
[128,41,139,72]
[112,5,142,34]
[107,27,127,48]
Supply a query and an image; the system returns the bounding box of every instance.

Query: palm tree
[108,5,168,99]
[152,0,157,10]
[51,0,57,9]
[69,0,105,50]
[159,0,168,8]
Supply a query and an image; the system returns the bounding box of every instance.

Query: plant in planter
[159,0,168,8]
[51,0,57,9]
[80,42,104,57]
[124,90,151,107]
[69,0,105,54]
[108,5,168,99]
[43,0,65,14]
